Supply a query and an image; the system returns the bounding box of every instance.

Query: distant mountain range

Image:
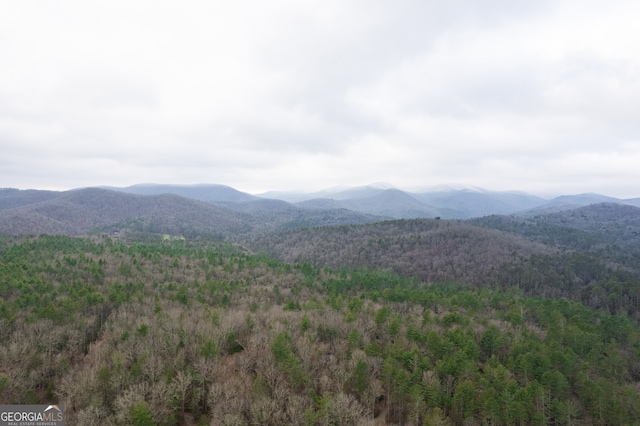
[1,183,639,237]
[0,187,379,237]
[3,183,640,312]
[110,183,640,219]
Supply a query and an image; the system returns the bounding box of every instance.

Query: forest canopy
[1,235,639,425]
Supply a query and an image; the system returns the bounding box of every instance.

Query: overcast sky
[1,1,639,197]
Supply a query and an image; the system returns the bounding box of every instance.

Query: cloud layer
[2,0,639,197]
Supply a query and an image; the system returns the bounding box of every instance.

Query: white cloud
[1,0,639,197]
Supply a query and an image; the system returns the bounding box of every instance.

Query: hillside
[0,188,382,238]
[250,215,640,318]
[260,184,640,219]
[529,193,626,213]
[7,184,639,223]
[105,183,259,203]
[296,189,438,219]
[0,188,250,238]
[0,188,61,209]
[127,182,637,220]
[217,199,383,232]
[470,203,640,271]
[414,189,547,218]
[1,235,639,425]
[250,219,556,285]
[3,188,639,316]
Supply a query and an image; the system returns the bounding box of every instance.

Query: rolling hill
[0,188,61,209]
[295,188,438,219]
[0,187,381,238]
[250,204,640,316]
[2,185,640,424]
[250,218,557,285]
[3,184,640,310]
[260,184,640,219]
[0,188,249,237]
[2,235,640,424]
[104,183,258,203]
[470,202,640,274]
[40,182,640,220]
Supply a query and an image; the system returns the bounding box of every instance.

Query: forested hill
[1,235,640,425]
[250,219,555,285]
[470,203,640,275]
[0,188,249,237]
[0,188,380,237]
[3,187,639,318]
[250,216,640,318]
[471,203,640,247]
[0,188,61,209]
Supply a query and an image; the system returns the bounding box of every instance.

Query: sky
[1,1,640,198]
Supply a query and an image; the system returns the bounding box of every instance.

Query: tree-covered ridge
[251,219,556,284]
[471,203,640,270]
[1,236,640,425]
[0,188,381,238]
[251,217,640,320]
